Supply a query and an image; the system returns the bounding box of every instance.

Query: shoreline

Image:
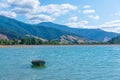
[0,44,120,48]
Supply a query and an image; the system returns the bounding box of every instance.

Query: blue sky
[0,0,120,33]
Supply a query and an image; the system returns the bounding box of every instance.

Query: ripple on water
[0,45,120,80]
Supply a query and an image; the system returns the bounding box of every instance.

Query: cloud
[25,3,77,23]
[88,15,100,20]
[66,20,89,28]
[26,14,55,24]
[6,0,40,9]
[6,0,40,14]
[24,3,77,23]
[66,19,120,33]
[83,5,91,9]
[99,20,120,27]
[11,8,31,14]
[67,16,90,28]
[115,11,120,16]
[0,0,40,18]
[0,11,16,18]
[39,3,77,16]
[0,2,9,8]
[0,0,78,23]
[68,16,78,22]
[99,20,120,33]
[82,6,100,20]
[10,3,77,16]
[83,9,96,14]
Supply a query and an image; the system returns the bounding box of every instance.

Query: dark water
[0,45,120,80]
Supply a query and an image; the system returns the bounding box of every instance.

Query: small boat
[31,60,46,66]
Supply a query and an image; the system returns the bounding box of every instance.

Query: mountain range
[37,22,119,42]
[0,15,119,43]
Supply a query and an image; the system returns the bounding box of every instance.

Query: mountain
[0,15,118,43]
[0,16,28,39]
[0,15,85,43]
[108,36,120,44]
[38,22,119,42]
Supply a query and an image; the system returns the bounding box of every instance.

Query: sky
[0,0,120,33]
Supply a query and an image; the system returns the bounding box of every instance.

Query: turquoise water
[0,45,120,80]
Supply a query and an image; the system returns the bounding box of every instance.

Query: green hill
[0,15,83,40]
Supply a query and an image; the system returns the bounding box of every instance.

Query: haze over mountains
[0,15,119,43]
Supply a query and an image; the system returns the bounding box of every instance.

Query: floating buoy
[31,60,46,66]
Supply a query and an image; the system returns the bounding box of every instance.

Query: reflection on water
[31,65,46,69]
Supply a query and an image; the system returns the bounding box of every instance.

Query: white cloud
[0,0,40,15]
[39,3,77,16]
[6,0,40,15]
[66,20,89,28]
[66,19,120,33]
[61,4,77,10]
[82,6,100,20]
[68,16,78,22]
[115,11,120,16]
[98,20,120,33]
[4,0,77,16]
[0,11,16,18]
[99,20,120,27]
[83,5,91,9]
[6,0,40,9]
[88,15,100,20]
[0,2,9,8]
[0,0,78,23]
[11,8,31,14]
[26,14,55,24]
[83,9,96,14]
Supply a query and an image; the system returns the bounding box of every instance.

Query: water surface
[0,45,120,80]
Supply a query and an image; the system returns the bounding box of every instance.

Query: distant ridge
[38,22,119,42]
